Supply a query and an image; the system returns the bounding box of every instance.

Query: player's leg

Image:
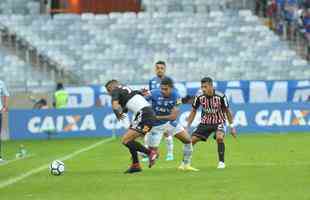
[173,125,199,171]
[191,135,202,146]
[130,107,158,169]
[164,131,174,161]
[121,129,147,173]
[138,133,150,161]
[215,124,226,169]
[142,125,164,162]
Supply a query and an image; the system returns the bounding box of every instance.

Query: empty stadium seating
[0,46,55,92]
[0,0,309,89]
[0,0,40,15]
[141,0,255,13]
[2,10,308,85]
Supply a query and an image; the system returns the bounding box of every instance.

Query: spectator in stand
[302,8,310,38]
[302,8,310,59]
[256,0,268,17]
[267,0,278,30]
[303,0,310,9]
[283,0,299,40]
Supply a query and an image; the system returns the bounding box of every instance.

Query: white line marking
[0,154,35,167]
[0,138,114,189]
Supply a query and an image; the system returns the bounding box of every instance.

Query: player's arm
[111,100,125,120]
[224,107,237,138]
[222,95,237,138]
[111,89,125,120]
[186,108,197,128]
[1,95,9,112]
[1,82,9,112]
[186,95,199,128]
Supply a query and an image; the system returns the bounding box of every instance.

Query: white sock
[144,135,149,149]
[183,143,193,165]
[166,135,174,156]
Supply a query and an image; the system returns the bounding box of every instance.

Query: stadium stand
[0,0,40,15]
[0,0,309,90]
[0,46,54,92]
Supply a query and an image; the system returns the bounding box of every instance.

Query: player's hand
[116,112,126,121]
[230,127,237,139]
[141,88,150,96]
[1,106,8,113]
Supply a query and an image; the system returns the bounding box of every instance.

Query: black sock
[218,142,225,162]
[133,141,150,155]
[124,141,139,164]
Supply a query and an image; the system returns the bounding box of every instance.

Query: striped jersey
[192,90,229,125]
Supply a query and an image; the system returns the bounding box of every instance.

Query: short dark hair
[155,61,166,66]
[161,77,174,88]
[56,82,64,90]
[105,79,118,89]
[201,77,213,85]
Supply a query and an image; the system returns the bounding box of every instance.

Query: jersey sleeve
[221,95,229,109]
[192,96,200,110]
[144,89,154,101]
[111,89,121,101]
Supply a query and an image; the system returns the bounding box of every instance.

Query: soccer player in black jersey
[105,80,158,173]
[186,77,237,169]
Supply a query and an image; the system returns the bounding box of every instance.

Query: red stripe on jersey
[199,93,228,125]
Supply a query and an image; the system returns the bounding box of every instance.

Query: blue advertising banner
[9,103,310,140]
[66,80,310,108]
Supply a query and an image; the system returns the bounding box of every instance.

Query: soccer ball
[49,160,65,176]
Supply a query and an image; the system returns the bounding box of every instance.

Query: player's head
[56,82,64,90]
[160,77,174,97]
[105,79,119,94]
[155,61,166,78]
[201,77,214,96]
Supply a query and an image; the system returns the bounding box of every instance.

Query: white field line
[0,138,114,189]
[0,154,35,167]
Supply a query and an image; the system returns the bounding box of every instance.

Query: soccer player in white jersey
[105,80,158,174]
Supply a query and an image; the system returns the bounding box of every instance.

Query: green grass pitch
[1,133,310,200]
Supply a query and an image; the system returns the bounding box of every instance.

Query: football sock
[218,142,225,162]
[133,141,150,155]
[144,134,149,149]
[183,143,193,165]
[166,135,174,156]
[124,141,139,164]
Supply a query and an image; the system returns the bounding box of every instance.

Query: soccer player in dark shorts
[186,77,237,169]
[105,80,158,174]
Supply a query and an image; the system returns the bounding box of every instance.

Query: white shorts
[145,122,184,147]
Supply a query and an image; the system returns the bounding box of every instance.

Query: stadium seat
[0,4,309,84]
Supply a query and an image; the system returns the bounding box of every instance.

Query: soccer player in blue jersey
[147,61,175,161]
[144,77,199,171]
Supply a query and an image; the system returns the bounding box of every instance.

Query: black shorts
[192,123,225,141]
[130,107,156,135]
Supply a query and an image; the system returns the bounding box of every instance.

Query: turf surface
[1,133,310,200]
